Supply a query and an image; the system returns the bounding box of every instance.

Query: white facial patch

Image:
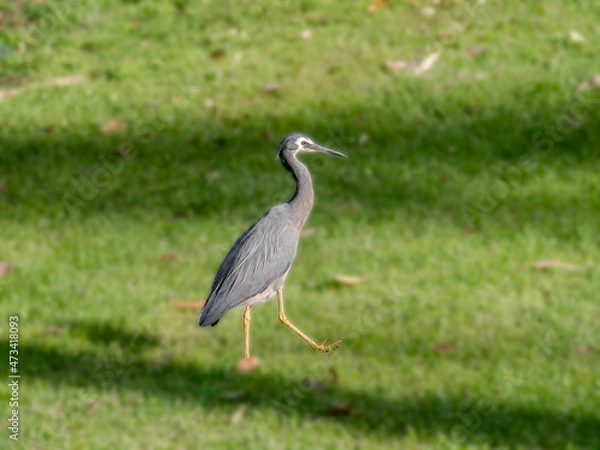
[295,137,314,151]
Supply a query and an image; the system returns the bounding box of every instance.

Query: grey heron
[198,133,347,358]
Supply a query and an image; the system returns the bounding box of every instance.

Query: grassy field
[1,0,599,449]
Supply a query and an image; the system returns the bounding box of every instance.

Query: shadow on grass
[15,322,600,448]
[59,320,161,349]
[1,91,599,232]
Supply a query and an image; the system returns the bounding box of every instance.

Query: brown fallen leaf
[420,6,436,17]
[101,120,126,134]
[210,49,226,59]
[575,346,596,355]
[0,262,10,276]
[527,260,580,271]
[339,202,362,210]
[159,253,179,262]
[170,299,206,309]
[301,29,312,39]
[333,274,364,285]
[43,326,66,335]
[0,88,21,102]
[413,51,441,75]
[263,82,281,94]
[52,74,87,87]
[325,403,352,417]
[386,51,441,75]
[465,45,486,57]
[43,124,54,134]
[569,30,585,43]
[230,404,248,424]
[385,60,409,71]
[576,75,600,92]
[367,0,388,13]
[433,342,458,352]
[236,357,260,375]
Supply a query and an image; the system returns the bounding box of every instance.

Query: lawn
[1,1,599,449]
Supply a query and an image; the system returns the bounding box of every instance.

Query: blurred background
[0,1,599,449]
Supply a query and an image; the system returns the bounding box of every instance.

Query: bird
[198,133,347,359]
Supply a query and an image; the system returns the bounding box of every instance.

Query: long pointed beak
[306,143,347,158]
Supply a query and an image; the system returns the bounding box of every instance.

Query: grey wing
[198,206,299,326]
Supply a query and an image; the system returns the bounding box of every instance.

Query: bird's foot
[315,338,343,352]
[237,357,260,375]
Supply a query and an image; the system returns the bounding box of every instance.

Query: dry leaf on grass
[43,327,66,335]
[101,120,127,134]
[420,6,436,16]
[333,274,364,285]
[159,253,179,262]
[339,202,362,210]
[0,88,21,102]
[230,404,248,424]
[386,51,441,75]
[0,262,11,276]
[52,74,87,87]
[263,82,281,93]
[433,342,458,352]
[576,75,600,92]
[413,51,441,75]
[465,45,486,57]
[210,49,226,59]
[527,260,581,271]
[367,0,389,13]
[385,60,409,71]
[575,346,596,355]
[170,299,206,309]
[236,357,260,375]
[301,29,312,39]
[325,403,352,417]
[569,30,585,43]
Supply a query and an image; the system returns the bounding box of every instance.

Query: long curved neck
[282,154,314,230]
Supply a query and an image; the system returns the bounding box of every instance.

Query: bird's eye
[301,140,307,146]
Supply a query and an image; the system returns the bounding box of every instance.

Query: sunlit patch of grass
[1,1,599,449]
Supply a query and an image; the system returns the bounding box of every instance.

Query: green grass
[1,1,599,449]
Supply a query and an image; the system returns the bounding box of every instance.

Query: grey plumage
[198,205,299,326]
[197,133,346,357]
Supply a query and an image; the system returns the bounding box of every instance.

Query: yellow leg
[277,288,342,352]
[243,306,252,359]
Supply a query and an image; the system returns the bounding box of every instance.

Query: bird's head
[276,133,347,160]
